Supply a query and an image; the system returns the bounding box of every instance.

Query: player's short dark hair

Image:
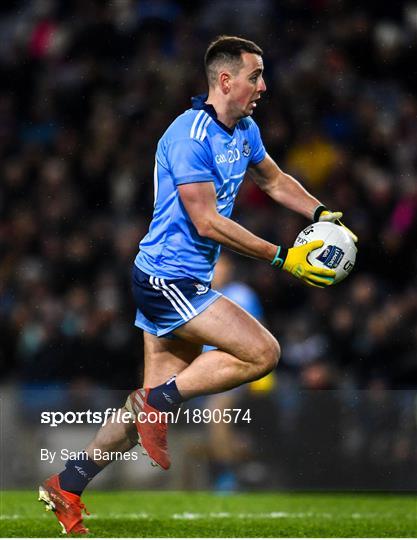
[204,35,263,86]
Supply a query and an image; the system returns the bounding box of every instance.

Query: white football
[294,222,357,284]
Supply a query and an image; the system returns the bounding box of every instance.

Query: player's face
[229,53,266,118]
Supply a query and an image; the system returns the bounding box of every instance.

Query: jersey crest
[242,139,251,157]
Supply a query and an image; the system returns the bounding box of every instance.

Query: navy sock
[147,376,184,412]
[59,451,102,496]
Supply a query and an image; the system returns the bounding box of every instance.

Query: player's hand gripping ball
[294,222,357,284]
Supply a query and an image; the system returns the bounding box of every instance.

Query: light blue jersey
[135,94,266,284]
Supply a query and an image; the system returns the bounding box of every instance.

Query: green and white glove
[271,242,336,288]
[313,205,358,243]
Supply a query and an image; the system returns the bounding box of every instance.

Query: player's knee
[264,335,280,371]
[254,335,280,377]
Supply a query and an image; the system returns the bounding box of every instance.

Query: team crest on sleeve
[242,139,251,157]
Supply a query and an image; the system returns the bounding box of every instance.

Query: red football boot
[126,388,170,470]
[38,474,90,535]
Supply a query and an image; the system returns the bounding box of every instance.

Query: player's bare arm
[178,181,277,262]
[247,154,358,242]
[178,181,335,287]
[247,153,320,219]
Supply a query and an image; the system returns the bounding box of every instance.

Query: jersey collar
[191,94,235,135]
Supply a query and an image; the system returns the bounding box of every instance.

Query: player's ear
[219,71,231,94]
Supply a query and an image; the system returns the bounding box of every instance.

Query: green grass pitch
[1,491,416,537]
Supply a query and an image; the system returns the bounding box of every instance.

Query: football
[294,222,357,284]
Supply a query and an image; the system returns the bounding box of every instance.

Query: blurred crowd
[1,0,417,403]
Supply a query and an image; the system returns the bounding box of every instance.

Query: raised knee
[254,335,280,377]
[265,336,281,371]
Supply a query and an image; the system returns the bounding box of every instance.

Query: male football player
[39,35,357,534]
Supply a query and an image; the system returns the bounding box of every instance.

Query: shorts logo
[317,245,344,268]
[242,139,251,157]
[194,283,209,295]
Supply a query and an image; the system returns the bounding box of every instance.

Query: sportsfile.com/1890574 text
[40,408,252,427]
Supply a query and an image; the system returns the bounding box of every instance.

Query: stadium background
[0,0,416,493]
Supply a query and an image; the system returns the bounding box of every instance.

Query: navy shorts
[132,265,222,338]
